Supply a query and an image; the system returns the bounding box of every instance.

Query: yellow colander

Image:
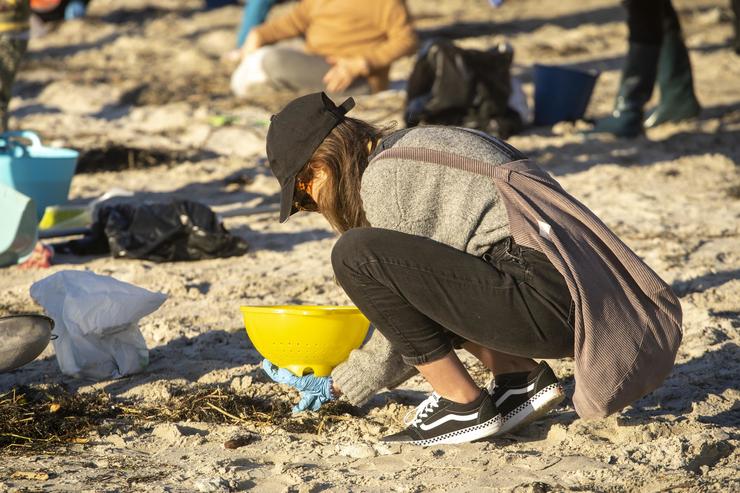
[240,305,370,377]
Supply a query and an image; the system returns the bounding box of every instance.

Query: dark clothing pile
[404,39,523,138]
[55,200,248,262]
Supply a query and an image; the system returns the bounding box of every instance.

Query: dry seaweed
[126,386,361,435]
[0,386,120,452]
[1,384,363,455]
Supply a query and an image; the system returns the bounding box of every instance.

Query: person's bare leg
[416,351,481,404]
[462,341,538,375]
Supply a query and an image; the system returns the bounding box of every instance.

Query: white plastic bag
[30,270,167,380]
[230,47,270,97]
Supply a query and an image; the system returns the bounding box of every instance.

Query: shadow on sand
[524,115,740,176]
[418,4,625,40]
[672,269,740,297]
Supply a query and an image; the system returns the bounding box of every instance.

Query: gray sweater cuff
[331,329,418,407]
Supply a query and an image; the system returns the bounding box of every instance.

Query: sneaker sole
[390,415,503,446]
[493,383,565,436]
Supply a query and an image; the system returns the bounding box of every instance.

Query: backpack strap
[372,146,532,180]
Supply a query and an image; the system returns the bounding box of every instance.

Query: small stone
[373,443,398,456]
[223,433,259,449]
[193,477,230,493]
[107,434,126,448]
[338,443,376,459]
[229,376,254,393]
[153,423,184,441]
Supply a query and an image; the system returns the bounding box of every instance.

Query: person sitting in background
[230,0,418,97]
[30,0,88,22]
[0,0,30,131]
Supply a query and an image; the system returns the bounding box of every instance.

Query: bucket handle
[0,130,43,149]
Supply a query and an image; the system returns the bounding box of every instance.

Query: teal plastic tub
[0,184,37,267]
[0,131,78,222]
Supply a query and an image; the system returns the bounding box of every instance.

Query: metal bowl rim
[0,313,55,330]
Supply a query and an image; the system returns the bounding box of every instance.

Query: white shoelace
[403,392,442,427]
[487,379,497,394]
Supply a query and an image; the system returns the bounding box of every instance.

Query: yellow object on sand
[240,305,370,377]
[38,205,89,231]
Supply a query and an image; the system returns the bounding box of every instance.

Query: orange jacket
[254,0,418,92]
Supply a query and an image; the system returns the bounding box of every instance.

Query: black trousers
[332,228,574,366]
[624,0,681,44]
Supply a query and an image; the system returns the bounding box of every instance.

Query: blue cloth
[262,359,334,413]
[236,0,277,48]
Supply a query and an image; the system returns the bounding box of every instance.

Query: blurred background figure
[30,0,88,22]
[593,0,701,138]
[236,0,275,52]
[733,0,739,54]
[230,0,418,97]
[0,0,30,131]
[222,0,278,63]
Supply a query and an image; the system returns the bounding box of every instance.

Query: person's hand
[240,30,264,58]
[262,359,335,413]
[221,49,242,64]
[323,56,369,93]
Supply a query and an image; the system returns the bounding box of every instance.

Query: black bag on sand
[405,39,524,138]
[56,200,249,262]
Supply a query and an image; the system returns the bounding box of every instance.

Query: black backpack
[404,39,524,138]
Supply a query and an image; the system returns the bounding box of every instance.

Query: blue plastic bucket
[0,131,78,222]
[533,64,600,126]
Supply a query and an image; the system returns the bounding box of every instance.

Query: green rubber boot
[592,43,660,138]
[644,30,701,128]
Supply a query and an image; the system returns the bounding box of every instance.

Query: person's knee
[331,227,383,282]
[260,48,281,75]
[331,228,363,278]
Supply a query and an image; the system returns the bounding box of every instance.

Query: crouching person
[261,92,683,446]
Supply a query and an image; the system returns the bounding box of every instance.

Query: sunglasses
[293,175,319,212]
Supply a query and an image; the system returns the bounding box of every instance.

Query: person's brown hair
[297,117,387,233]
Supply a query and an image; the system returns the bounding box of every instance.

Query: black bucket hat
[266,92,355,223]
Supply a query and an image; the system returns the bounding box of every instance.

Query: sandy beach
[1,0,738,491]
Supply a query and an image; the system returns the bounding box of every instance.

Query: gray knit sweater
[330,127,517,406]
